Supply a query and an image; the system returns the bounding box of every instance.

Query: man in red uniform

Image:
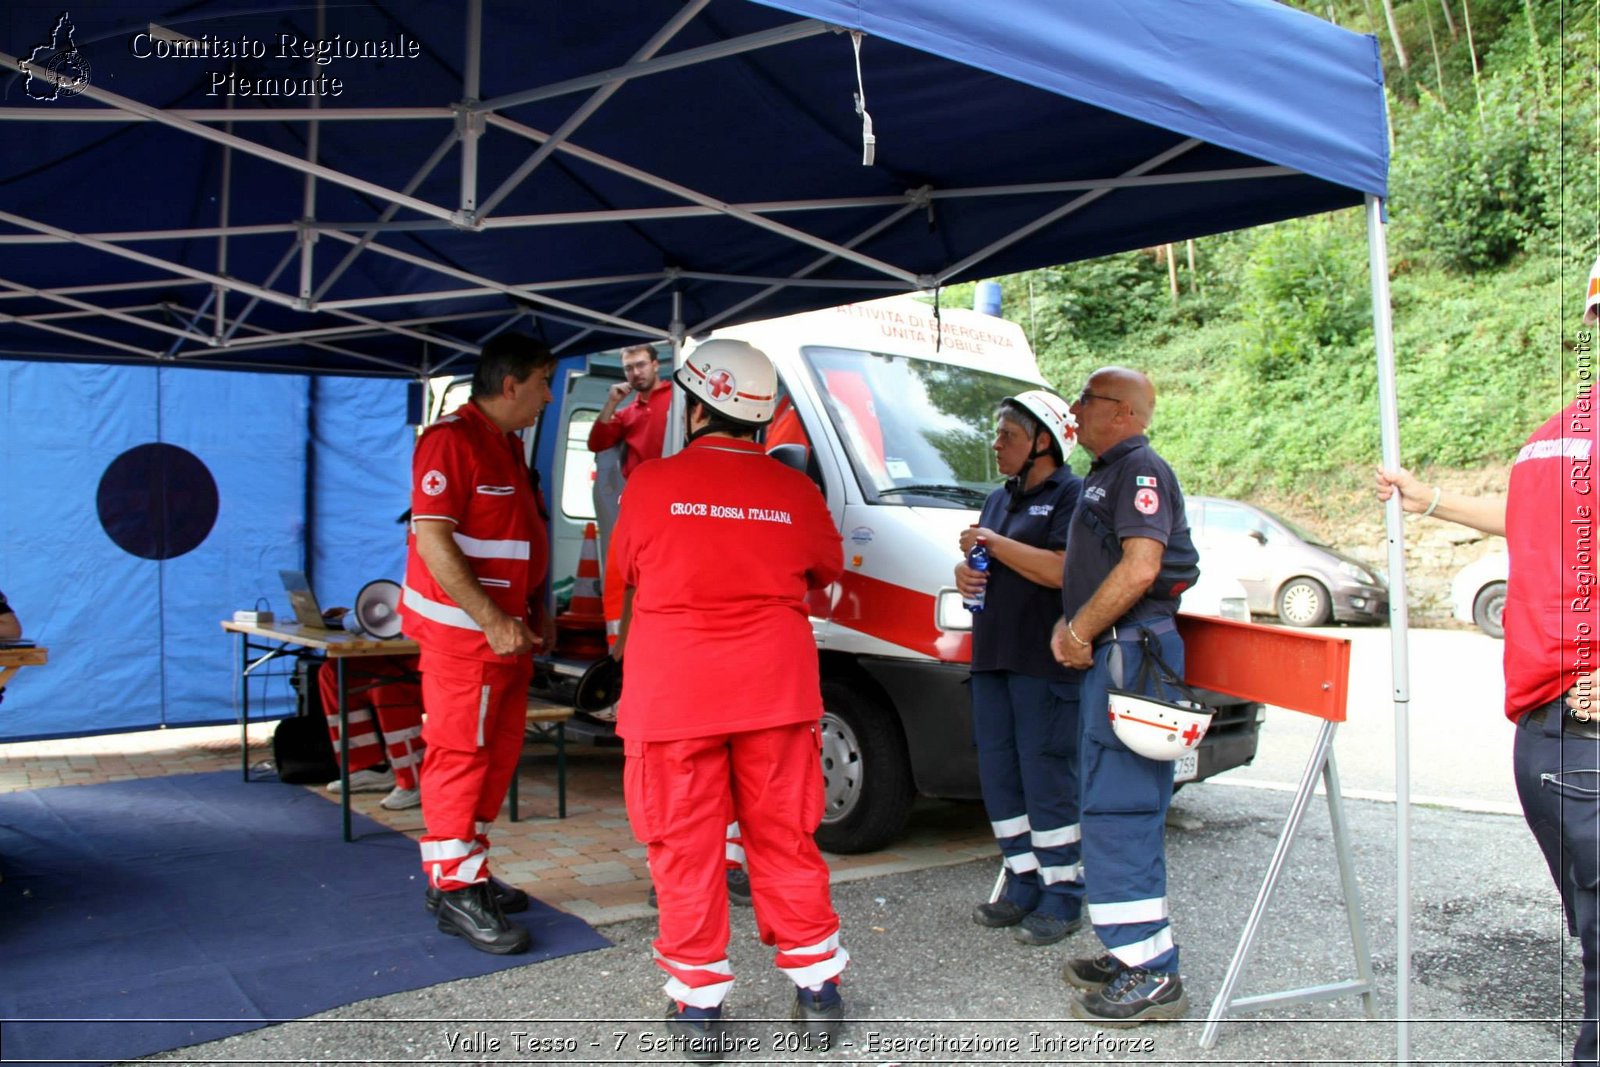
[1376,257,1600,1066]
[610,338,849,1055]
[401,331,555,956]
[588,343,671,477]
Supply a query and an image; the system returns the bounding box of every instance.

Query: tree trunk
[1380,0,1410,70]
[1439,0,1457,38]
[1462,0,1485,130]
[1166,243,1179,305]
[1425,1,1447,100]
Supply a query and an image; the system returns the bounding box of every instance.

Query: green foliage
[946,1,1594,498]
[1390,71,1559,271]
[1230,214,1373,379]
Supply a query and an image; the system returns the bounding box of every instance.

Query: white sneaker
[326,767,395,794]
[380,785,422,811]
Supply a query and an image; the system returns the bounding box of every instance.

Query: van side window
[560,410,600,520]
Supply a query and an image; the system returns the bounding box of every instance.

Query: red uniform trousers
[417,650,532,890]
[317,658,424,789]
[625,721,848,1008]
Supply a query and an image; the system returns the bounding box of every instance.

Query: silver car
[1189,496,1388,627]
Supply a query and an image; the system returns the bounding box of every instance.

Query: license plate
[1173,751,1199,783]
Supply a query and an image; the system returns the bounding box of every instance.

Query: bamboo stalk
[1461,0,1486,130]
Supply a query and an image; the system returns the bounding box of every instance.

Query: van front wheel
[814,682,915,854]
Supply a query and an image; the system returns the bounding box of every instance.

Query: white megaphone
[344,579,404,639]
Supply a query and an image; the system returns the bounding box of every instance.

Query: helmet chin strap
[1004,441,1051,512]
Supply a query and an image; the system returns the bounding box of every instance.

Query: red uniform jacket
[401,400,548,664]
[610,436,843,741]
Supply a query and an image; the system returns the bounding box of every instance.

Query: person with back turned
[610,338,849,1059]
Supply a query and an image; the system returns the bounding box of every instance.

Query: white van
[532,297,1261,852]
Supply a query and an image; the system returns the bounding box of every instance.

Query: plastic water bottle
[963,535,990,614]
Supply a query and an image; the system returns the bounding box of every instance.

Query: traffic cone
[555,522,607,657]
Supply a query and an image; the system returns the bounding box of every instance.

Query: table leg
[238,634,250,782]
[338,658,352,843]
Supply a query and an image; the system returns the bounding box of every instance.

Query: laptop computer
[279,569,334,630]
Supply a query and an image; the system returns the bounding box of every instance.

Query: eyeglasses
[1075,389,1125,408]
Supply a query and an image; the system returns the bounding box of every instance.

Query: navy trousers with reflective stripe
[1514,700,1599,1066]
[1078,626,1182,973]
[971,670,1083,919]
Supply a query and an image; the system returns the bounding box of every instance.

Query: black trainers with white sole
[1070,967,1187,1027]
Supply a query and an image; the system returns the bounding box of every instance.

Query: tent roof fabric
[0,0,1387,378]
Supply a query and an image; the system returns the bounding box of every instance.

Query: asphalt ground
[134,780,1584,1067]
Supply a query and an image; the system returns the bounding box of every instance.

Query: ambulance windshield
[801,345,1039,508]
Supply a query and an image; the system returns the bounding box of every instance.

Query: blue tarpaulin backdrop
[0,363,411,742]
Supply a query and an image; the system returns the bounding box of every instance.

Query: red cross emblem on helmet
[707,368,734,399]
[1182,721,1203,746]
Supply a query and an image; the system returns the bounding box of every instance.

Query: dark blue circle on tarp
[97,443,218,560]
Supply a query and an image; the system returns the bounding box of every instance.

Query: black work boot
[665,1001,726,1062]
[426,878,530,915]
[1061,950,1124,991]
[790,981,845,1042]
[1070,967,1187,1027]
[972,899,1031,927]
[434,881,531,955]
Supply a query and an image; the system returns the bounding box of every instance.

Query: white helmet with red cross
[676,338,778,426]
[1003,389,1077,463]
[1106,688,1214,762]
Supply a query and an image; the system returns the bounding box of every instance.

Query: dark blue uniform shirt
[972,467,1082,680]
[1061,435,1198,627]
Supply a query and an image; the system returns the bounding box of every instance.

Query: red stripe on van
[814,571,972,663]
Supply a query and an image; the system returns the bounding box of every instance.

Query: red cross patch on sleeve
[1134,487,1159,515]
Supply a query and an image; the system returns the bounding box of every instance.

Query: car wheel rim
[818,711,863,823]
[1282,584,1320,624]
[1488,596,1505,629]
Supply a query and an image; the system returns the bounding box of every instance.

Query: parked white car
[1452,551,1508,639]
[1180,566,1252,623]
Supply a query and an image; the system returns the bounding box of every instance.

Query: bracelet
[1066,621,1092,648]
[1421,486,1442,518]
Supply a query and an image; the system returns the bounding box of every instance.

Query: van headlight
[1220,596,1250,622]
[936,589,973,631]
[1339,560,1378,586]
